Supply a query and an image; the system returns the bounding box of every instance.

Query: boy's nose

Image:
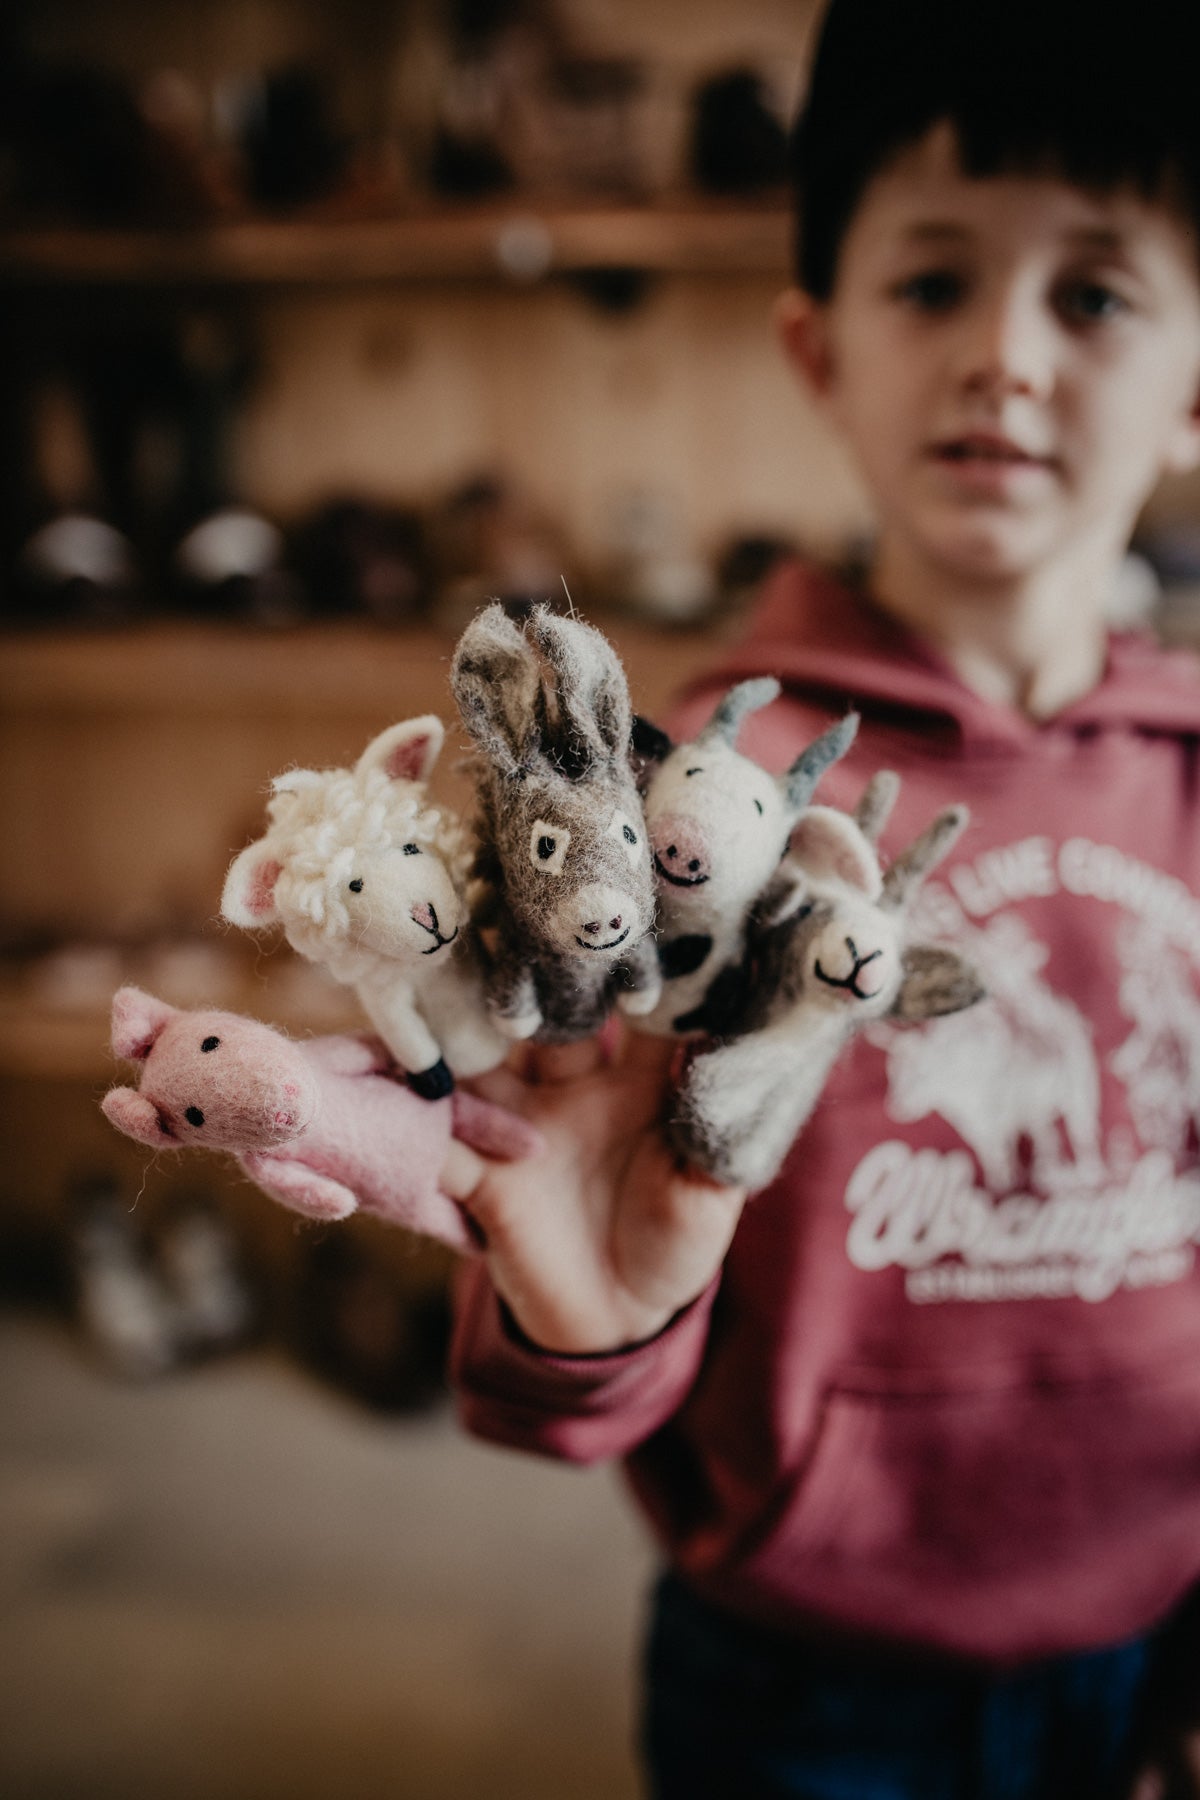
[956,289,1055,403]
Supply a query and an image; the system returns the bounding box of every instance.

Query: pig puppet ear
[222,839,284,929]
[789,805,882,898]
[101,1086,178,1150]
[110,985,179,1060]
[356,715,444,785]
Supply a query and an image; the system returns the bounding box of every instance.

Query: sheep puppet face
[221,715,467,971]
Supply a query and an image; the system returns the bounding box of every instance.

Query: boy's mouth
[931,433,1053,469]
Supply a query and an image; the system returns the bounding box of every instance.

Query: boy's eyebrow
[897,221,1132,253]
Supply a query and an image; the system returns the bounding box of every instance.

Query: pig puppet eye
[530,821,570,875]
[606,808,643,868]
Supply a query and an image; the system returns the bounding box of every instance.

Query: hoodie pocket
[735,1363,1200,1660]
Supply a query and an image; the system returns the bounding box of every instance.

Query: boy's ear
[1164,374,1200,475]
[775,288,836,399]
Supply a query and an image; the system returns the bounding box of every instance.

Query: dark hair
[793,0,1200,297]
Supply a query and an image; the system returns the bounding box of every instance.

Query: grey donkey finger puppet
[221,715,509,1098]
[450,602,659,1042]
[671,772,986,1190]
[630,677,859,1036]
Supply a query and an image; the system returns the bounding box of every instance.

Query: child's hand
[440,1031,748,1355]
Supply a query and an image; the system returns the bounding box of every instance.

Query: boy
[442,2,1200,1793]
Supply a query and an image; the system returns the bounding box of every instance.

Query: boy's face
[781,123,1200,590]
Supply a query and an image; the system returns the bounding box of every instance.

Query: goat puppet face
[101,986,319,1152]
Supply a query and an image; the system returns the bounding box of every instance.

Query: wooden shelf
[0,201,791,290]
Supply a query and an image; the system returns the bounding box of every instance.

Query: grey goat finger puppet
[450,602,659,1042]
[630,678,859,1036]
[221,715,509,1098]
[670,773,986,1190]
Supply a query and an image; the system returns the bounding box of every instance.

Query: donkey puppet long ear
[110,985,179,1061]
[451,603,540,776]
[222,839,284,929]
[527,606,633,769]
[356,715,444,786]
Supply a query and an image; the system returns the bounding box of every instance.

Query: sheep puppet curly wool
[630,677,859,1036]
[450,602,661,1043]
[221,715,509,1098]
[100,986,542,1252]
[671,774,986,1192]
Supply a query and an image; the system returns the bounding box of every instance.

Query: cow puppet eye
[529,820,571,875]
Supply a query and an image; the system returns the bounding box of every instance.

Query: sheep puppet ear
[356,715,444,786]
[110,984,179,1061]
[222,839,284,929]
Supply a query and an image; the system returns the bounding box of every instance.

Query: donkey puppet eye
[530,820,570,875]
[606,808,644,868]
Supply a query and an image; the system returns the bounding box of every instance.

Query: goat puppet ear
[110,985,178,1061]
[755,864,812,928]
[789,806,881,898]
[101,1085,177,1149]
[891,945,986,1022]
[357,715,444,786]
[222,840,283,928]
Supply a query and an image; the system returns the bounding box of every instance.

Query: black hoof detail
[407,1058,455,1100]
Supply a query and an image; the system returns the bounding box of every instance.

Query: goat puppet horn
[880,804,969,911]
[696,677,781,747]
[783,711,859,813]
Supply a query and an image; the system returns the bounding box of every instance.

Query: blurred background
[3,1,1200,1795]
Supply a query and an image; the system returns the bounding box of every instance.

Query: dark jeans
[641,1572,1154,1800]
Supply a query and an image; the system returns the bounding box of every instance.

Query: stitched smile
[814,951,882,999]
[574,926,631,951]
[654,855,709,888]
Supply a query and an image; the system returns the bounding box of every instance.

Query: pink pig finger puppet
[100,986,542,1253]
[629,678,859,1037]
[221,715,510,1100]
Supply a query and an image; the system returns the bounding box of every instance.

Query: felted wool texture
[101,987,541,1250]
[221,716,509,1082]
[670,788,984,1189]
[451,603,659,1042]
[633,682,859,1037]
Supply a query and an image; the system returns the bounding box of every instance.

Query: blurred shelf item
[0,200,790,289]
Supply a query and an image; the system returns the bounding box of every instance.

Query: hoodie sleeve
[450,1259,720,1465]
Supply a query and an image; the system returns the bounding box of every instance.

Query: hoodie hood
[689,561,1200,756]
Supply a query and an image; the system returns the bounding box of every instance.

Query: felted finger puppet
[100,986,541,1252]
[670,774,986,1191]
[630,678,859,1036]
[222,715,509,1098]
[449,602,659,1042]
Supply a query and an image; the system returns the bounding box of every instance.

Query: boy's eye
[894,269,965,313]
[1056,279,1128,325]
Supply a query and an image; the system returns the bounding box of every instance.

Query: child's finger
[528,1038,605,1085]
[440,1139,489,1201]
[616,1028,684,1085]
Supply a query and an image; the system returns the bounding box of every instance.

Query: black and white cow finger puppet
[629,677,859,1037]
[670,773,986,1190]
[450,602,660,1042]
[221,715,510,1098]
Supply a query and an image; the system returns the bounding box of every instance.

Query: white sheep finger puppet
[629,678,859,1037]
[670,774,987,1191]
[222,715,510,1099]
[449,602,660,1042]
[100,986,543,1252]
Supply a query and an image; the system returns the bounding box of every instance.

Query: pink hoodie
[451,561,1200,1668]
